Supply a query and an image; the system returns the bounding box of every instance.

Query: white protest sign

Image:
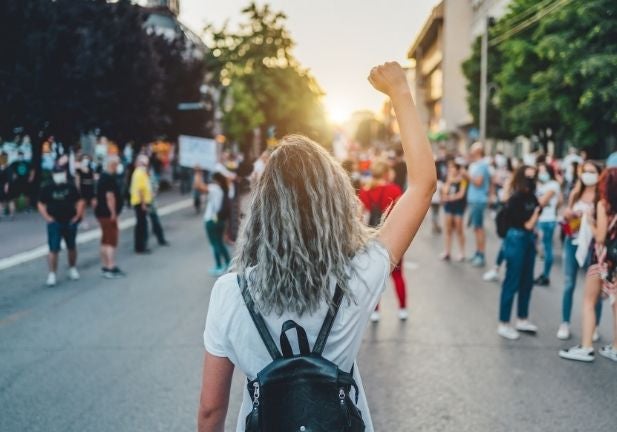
[178,135,218,170]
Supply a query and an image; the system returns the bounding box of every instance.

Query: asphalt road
[1,206,616,431]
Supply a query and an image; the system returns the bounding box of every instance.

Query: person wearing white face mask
[556,161,603,341]
[37,167,85,286]
[534,162,562,286]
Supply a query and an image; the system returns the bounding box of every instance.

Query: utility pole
[479,16,489,147]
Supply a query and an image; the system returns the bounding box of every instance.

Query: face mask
[52,172,67,184]
[538,172,550,183]
[495,155,507,169]
[581,172,598,186]
[526,177,536,192]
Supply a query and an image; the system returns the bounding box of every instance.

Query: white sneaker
[370,311,380,323]
[497,324,520,340]
[46,272,57,287]
[592,328,600,342]
[68,267,80,281]
[559,345,595,362]
[515,320,538,333]
[398,309,409,321]
[557,323,571,340]
[599,345,617,362]
[483,268,499,282]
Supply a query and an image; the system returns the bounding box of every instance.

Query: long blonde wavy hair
[234,135,375,316]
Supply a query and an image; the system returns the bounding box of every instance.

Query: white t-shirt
[203,183,224,222]
[537,180,560,222]
[203,240,391,432]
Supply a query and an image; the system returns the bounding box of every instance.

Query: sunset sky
[179,0,439,121]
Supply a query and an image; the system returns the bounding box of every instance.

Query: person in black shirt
[37,167,85,286]
[8,150,34,212]
[497,165,541,340]
[95,156,125,278]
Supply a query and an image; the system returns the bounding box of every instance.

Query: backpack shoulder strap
[238,274,282,360]
[312,284,344,355]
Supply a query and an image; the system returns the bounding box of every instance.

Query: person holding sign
[193,168,232,276]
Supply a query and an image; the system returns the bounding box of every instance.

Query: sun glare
[325,98,351,124]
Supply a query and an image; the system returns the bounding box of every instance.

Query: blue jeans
[562,237,602,324]
[538,221,556,279]
[499,229,536,322]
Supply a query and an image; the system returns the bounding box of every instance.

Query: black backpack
[238,275,365,432]
[367,187,385,227]
[495,203,510,238]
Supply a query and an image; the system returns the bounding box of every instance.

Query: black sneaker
[534,275,550,286]
[111,267,126,277]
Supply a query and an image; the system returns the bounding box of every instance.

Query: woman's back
[204,241,390,431]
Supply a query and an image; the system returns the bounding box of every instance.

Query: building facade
[145,0,180,16]
[406,0,512,149]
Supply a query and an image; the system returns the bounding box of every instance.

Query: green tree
[206,2,331,150]
[461,0,617,156]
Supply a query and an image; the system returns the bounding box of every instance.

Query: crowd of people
[0,135,177,286]
[335,140,617,366]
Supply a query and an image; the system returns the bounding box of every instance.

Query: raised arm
[369,62,437,266]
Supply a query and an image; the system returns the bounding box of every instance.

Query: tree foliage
[462,0,617,155]
[0,0,206,148]
[206,2,331,149]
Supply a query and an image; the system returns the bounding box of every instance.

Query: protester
[359,159,407,322]
[556,161,603,340]
[467,142,491,267]
[534,162,561,286]
[148,163,170,247]
[8,150,34,212]
[95,156,126,278]
[130,155,153,254]
[37,167,85,286]
[441,158,468,261]
[76,154,96,205]
[497,165,541,340]
[560,167,617,362]
[431,146,448,234]
[197,62,436,432]
[482,154,513,282]
[193,169,232,276]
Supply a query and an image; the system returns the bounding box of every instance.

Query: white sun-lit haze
[178,0,440,122]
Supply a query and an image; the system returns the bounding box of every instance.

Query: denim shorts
[47,221,78,252]
[468,202,487,229]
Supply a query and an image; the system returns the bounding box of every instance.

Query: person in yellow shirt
[130,155,153,253]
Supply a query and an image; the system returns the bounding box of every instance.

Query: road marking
[0,198,193,272]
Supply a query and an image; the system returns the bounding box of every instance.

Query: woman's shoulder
[351,240,391,275]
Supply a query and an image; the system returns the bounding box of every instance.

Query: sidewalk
[0,187,194,261]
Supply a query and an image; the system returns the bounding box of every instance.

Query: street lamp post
[479,17,489,147]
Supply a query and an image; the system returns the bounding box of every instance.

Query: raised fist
[368,62,410,98]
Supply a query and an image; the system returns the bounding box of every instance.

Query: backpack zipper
[252,382,260,407]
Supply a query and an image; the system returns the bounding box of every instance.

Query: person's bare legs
[581,275,603,348]
[67,249,77,268]
[104,245,117,269]
[100,245,109,269]
[455,216,465,259]
[475,227,486,255]
[443,214,453,257]
[48,252,59,273]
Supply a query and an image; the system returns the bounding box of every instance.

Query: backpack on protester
[367,187,385,227]
[495,203,510,239]
[238,275,365,432]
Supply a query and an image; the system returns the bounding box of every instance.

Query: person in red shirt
[359,159,407,322]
